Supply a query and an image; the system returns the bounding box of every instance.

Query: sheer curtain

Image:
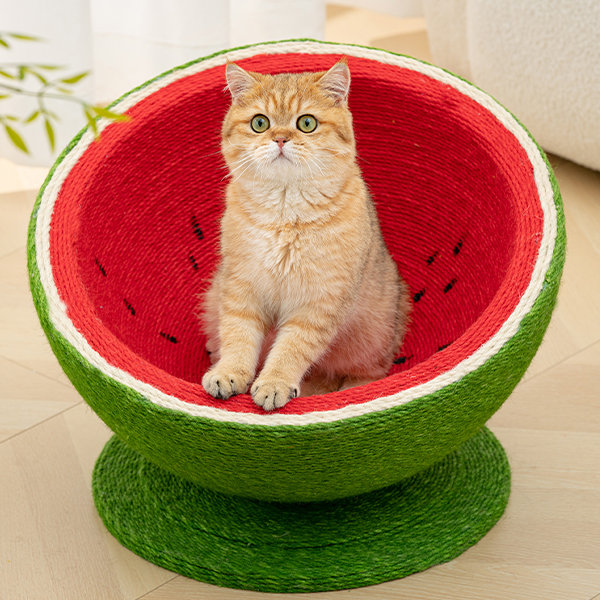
[1,0,325,166]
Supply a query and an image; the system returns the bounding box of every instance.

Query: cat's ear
[317,59,350,104]
[225,63,256,102]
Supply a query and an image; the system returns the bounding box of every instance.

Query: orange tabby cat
[201,59,411,411]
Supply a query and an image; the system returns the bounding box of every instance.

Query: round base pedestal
[92,427,510,593]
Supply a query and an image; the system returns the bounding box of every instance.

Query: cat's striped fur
[201,60,411,411]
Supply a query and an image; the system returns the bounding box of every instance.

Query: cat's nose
[274,137,288,149]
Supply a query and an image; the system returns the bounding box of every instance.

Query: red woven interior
[50,52,543,414]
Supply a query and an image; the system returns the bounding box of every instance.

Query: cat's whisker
[251,166,258,195]
[304,157,320,185]
[311,156,326,170]
[253,152,270,191]
[311,160,326,179]
[232,147,273,184]
[227,154,257,175]
[222,157,255,182]
[308,155,327,177]
[195,148,229,160]
[230,151,255,165]
[296,154,309,181]
[302,156,315,181]
[231,160,257,184]
[296,153,323,181]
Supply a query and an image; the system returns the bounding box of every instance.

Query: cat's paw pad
[251,378,299,412]
[202,366,251,400]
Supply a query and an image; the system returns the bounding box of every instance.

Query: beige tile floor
[2,6,600,600]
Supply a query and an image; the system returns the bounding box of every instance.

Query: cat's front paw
[202,364,252,400]
[251,377,299,412]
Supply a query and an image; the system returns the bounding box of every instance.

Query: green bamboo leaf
[44,118,55,152]
[38,64,63,71]
[0,38,10,49]
[0,94,10,100]
[56,86,74,95]
[84,108,98,137]
[29,70,48,85]
[59,71,89,85]
[92,105,131,122]
[5,115,18,121]
[7,33,43,42]
[25,110,40,123]
[18,66,26,80]
[0,69,15,79]
[4,123,29,154]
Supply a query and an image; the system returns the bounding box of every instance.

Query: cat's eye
[297,114,318,133]
[251,114,270,133]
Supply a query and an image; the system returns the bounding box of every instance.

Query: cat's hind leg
[299,371,344,396]
[338,376,378,391]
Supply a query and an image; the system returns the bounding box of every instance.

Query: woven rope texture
[44,53,547,416]
[27,40,565,503]
[93,427,510,593]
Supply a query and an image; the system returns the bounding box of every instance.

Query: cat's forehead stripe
[249,72,325,118]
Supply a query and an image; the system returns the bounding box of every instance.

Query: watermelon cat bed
[28,40,565,592]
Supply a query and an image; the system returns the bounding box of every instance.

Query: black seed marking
[124,299,136,316]
[189,255,199,271]
[444,278,458,293]
[393,354,413,365]
[95,258,107,277]
[438,343,450,352]
[191,215,204,241]
[413,289,425,303]
[160,332,178,343]
[453,239,464,256]
[427,251,439,265]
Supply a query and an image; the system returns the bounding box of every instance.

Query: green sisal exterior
[27,40,565,504]
[27,39,566,503]
[92,427,510,593]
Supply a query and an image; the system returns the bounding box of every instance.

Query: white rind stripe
[35,40,558,426]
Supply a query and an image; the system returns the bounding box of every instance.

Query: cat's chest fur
[252,224,308,278]
[240,186,334,278]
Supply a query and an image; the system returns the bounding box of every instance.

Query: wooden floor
[2,7,600,600]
